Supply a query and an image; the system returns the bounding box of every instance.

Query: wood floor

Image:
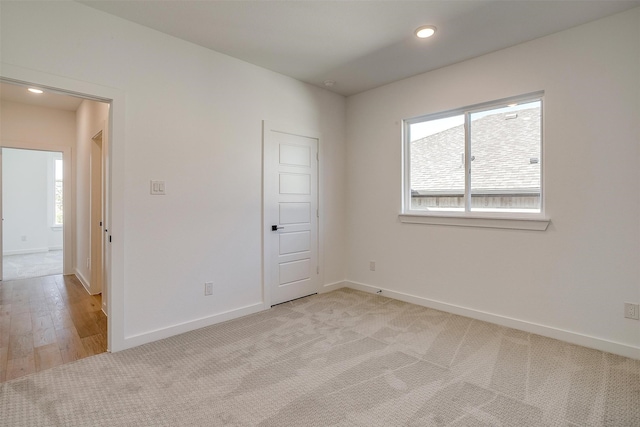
[0,274,107,383]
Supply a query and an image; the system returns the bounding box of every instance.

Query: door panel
[279,231,310,255]
[279,259,311,285]
[279,173,310,194]
[280,144,311,166]
[264,124,319,305]
[279,202,310,224]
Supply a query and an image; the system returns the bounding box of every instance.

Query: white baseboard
[321,280,348,293]
[121,283,345,351]
[120,302,266,350]
[342,280,640,360]
[74,268,91,294]
[3,247,48,256]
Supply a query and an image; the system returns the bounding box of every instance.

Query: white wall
[2,148,62,254]
[0,101,77,148]
[75,99,109,292]
[346,9,640,357]
[0,1,347,350]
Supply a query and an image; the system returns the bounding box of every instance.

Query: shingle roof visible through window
[410,108,541,195]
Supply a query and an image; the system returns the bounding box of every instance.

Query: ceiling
[79,0,640,96]
[0,82,84,111]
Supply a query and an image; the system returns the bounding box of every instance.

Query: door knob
[271,225,284,231]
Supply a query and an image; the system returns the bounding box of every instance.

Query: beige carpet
[1,288,638,426]
[3,250,63,281]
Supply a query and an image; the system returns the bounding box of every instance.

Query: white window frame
[400,92,550,231]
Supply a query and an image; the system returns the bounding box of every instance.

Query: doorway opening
[1,147,64,280]
[0,78,112,381]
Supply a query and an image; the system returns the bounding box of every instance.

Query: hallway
[0,274,106,382]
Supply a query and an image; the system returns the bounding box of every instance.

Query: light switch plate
[150,180,165,195]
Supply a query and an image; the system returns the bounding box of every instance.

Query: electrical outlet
[624,303,639,320]
[204,282,214,296]
[369,261,376,271]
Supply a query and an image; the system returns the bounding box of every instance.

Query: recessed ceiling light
[28,88,44,94]
[323,80,335,87]
[415,25,436,39]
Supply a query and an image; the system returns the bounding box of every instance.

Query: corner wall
[345,9,640,357]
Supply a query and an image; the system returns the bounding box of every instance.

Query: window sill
[398,213,550,231]
[50,225,63,230]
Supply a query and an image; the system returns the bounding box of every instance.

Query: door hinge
[316,266,319,274]
[316,152,319,161]
[316,208,319,218]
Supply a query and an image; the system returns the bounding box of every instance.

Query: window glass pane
[55,159,63,180]
[409,114,465,211]
[469,101,541,212]
[55,159,63,225]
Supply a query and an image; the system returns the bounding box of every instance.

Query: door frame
[0,143,73,277]
[262,120,324,308]
[0,64,125,352]
[90,129,104,296]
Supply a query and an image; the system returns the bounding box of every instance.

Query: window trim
[401,91,548,229]
[398,213,550,231]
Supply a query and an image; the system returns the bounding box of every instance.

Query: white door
[102,121,110,316]
[264,122,319,306]
[90,131,104,294]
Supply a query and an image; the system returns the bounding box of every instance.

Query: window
[403,93,544,221]
[53,158,63,227]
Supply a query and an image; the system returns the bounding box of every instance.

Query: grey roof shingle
[410,107,540,194]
